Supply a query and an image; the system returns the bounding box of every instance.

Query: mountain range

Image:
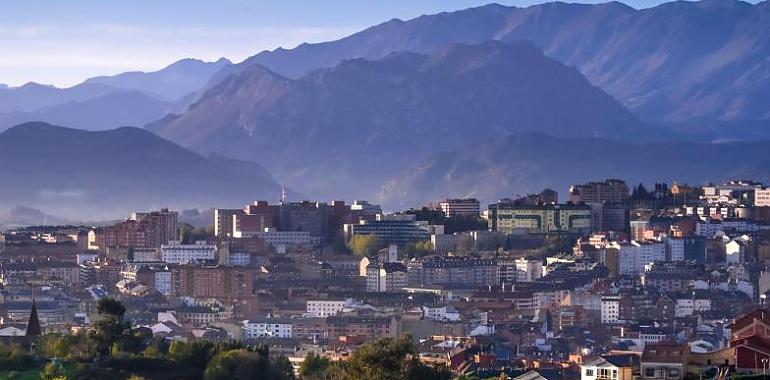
[0,58,230,132]
[2,0,770,216]
[0,122,282,219]
[233,0,770,125]
[380,132,770,208]
[149,40,641,199]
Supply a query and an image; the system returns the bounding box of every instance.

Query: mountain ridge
[149,40,643,200]
[0,122,283,220]
[208,0,770,124]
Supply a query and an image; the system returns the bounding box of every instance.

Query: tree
[179,223,215,244]
[40,333,91,361]
[203,349,288,380]
[274,355,295,379]
[169,340,215,371]
[343,334,451,380]
[347,235,383,257]
[91,298,131,357]
[97,297,126,318]
[41,362,65,380]
[403,241,434,258]
[300,352,331,379]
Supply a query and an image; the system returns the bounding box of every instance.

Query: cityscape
[1,1,770,380]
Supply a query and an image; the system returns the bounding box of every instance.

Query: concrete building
[306,299,351,317]
[161,241,216,264]
[176,265,254,299]
[601,296,621,324]
[233,228,319,253]
[514,258,543,282]
[407,256,499,287]
[242,319,292,339]
[214,208,243,237]
[366,262,407,292]
[96,208,179,250]
[755,188,770,207]
[570,179,630,204]
[439,198,480,218]
[612,240,666,276]
[345,214,430,247]
[487,202,592,235]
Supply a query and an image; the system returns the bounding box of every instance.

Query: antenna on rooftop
[280,186,287,204]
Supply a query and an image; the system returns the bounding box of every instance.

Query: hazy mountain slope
[0,122,282,220]
[150,41,642,199]
[380,132,770,208]
[84,58,232,101]
[229,0,770,123]
[0,91,171,131]
[0,82,119,113]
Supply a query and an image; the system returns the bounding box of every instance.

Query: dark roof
[641,344,688,364]
[604,353,640,367]
[25,300,41,337]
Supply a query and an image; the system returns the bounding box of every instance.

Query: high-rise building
[214,208,244,237]
[569,179,630,204]
[233,201,274,237]
[439,198,480,218]
[96,208,179,250]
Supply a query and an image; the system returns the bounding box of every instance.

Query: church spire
[25,287,41,337]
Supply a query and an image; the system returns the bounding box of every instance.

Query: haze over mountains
[236,0,770,125]
[0,58,230,132]
[2,0,770,218]
[0,122,282,219]
[380,132,770,208]
[149,40,642,199]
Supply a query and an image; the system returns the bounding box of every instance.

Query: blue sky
[0,0,761,87]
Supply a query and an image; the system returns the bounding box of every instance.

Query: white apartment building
[422,305,460,322]
[601,296,621,324]
[242,319,292,339]
[515,258,544,282]
[161,241,215,264]
[233,228,319,253]
[613,240,666,276]
[306,299,352,318]
[674,296,711,318]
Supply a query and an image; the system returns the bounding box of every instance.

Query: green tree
[204,349,288,380]
[179,223,215,244]
[343,334,451,380]
[169,340,215,371]
[41,362,65,380]
[275,355,295,379]
[347,235,383,257]
[91,298,131,357]
[300,352,331,379]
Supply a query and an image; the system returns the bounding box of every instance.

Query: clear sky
[0,0,761,87]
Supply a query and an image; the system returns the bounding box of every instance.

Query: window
[585,369,594,377]
[645,368,655,377]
